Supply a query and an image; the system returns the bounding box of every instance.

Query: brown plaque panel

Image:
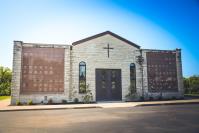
[21,47,65,94]
[146,51,178,92]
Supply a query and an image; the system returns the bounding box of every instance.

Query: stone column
[11,41,23,105]
[176,48,184,98]
[64,46,71,100]
[142,50,149,99]
[69,46,73,101]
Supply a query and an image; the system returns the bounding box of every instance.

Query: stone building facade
[11,31,184,105]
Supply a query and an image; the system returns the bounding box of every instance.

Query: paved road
[0,104,199,133]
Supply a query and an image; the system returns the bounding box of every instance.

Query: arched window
[79,61,86,93]
[130,63,136,94]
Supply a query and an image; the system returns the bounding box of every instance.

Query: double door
[96,69,122,101]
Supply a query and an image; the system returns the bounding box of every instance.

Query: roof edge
[72,31,140,48]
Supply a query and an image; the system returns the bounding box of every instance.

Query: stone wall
[11,41,22,105]
[141,49,184,100]
[71,34,141,101]
[11,41,71,105]
[176,49,184,97]
[11,35,184,104]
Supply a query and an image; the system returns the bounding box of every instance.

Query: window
[79,61,86,93]
[130,63,136,94]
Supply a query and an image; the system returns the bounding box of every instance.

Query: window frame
[130,63,136,93]
[79,61,86,93]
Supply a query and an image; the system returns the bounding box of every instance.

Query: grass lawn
[0,96,11,101]
[185,94,199,97]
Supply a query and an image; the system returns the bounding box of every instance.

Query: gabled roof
[72,31,140,49]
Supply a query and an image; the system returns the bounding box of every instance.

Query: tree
[183,77,190,94]
[184,75,199,94]
[0,66,12,96]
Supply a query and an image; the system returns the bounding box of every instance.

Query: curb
[135,101,199,107]
[0,106,102,112]
[1,101,199,112]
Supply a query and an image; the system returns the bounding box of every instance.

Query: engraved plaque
[21,47,64,93]
[147,51,178,92]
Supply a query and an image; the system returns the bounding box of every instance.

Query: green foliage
[27,100,33,105]
[125,84,137,99]
[71,87,77,99]
[74,98,79,103]
[79,80,86,93]
[184,75,199,94]
[139,96,144,101]
[185,94,199,96]
[16,100,21,106]
[158,96,162,100]
[82,84,93,103]
[0,96,10,101]
[62,99,67,104]
[149,96,154,101]
[0,66,12,96]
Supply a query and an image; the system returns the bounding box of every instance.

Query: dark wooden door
[96,69,122,101]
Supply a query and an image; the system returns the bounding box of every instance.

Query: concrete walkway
[0,99,10,109]
[0,99,199,112]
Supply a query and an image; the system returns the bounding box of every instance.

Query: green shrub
[27,100,33,105]
[140,96,144,101]
[82,89,93,104]
[74,98,79,103]
[62,99,67,104]
[149,97,153,101]
[16,100,21,106]
[158,96,162,100]
[82,95,92,103]
[125,85,137,101]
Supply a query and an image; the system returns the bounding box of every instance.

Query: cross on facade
[103,43,114,58]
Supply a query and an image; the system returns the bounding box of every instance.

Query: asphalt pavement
[0,104,199,133]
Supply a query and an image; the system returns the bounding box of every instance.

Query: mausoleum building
[11,31,184,105]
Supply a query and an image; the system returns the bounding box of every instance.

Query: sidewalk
[0,99,199,112]
[0,99,10,109]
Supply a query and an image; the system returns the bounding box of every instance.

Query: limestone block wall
[176,49,184,97]
[11,41,71,105]
[11,37,184,104]
[133,50,148,98]
[71,34,141,101]
[11,41,22,105]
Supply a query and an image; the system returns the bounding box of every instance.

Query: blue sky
[0,0,198,77]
